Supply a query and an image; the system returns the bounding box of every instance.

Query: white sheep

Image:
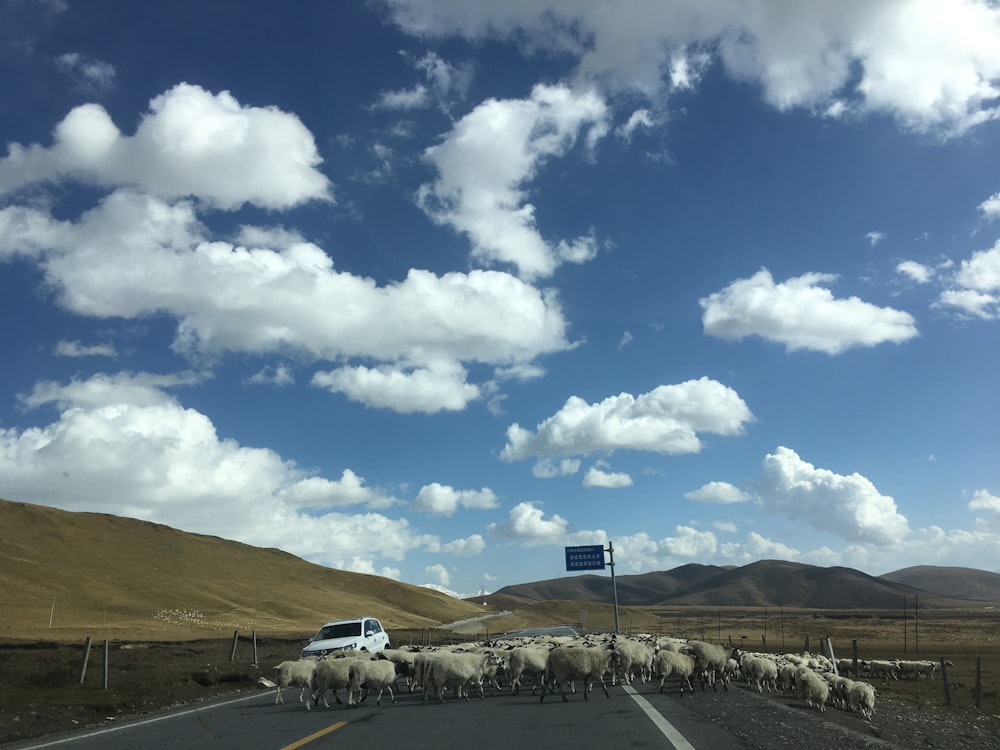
[794,665,829,712]
[508,646,551,696]
[421,650,499,703]
[611,636,655,685]
[272,658,320,705]
[348,658,401,707]
[309,655,367,709]
[540,645,620,703]
[865,659,899,680]
[682,640,730,692]
[740,654,778,694]
[848,680,876,722]
[652,649,696,694]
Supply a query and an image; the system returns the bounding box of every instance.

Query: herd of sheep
[266,631,944,722]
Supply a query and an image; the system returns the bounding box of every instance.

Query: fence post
[103,640,109,690]
[79,637,93,685]
[852,639,859,677]
[804,635,810,653]
[939,657,951,706]
[252,630,258,666]
[974,657,982,709]
[230,630,239,662]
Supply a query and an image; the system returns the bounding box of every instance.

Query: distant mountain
[880,565,1000,601]
[494,559,995,609]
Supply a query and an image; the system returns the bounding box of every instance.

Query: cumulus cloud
[432,534,487,557]
[385,0,1000,135]
[582,464,633,488]
[980,192,1000,220]
[0,372,438,567]
[700,268,919,353]
[424,563,451,587]
[487,501,568,545]
[501,377,753,461]
[53,339,117,358]
[936,240,1000,319]
[661,525,718,557]
[411,483,499,515]
[896,260,933,284]
[417,83,609,279]
[969,489,1000,512]
[0,83,331,209]
[754,446,911,545]
[685,481,751,504]
[245,364,294,387]
[0,191,573,413]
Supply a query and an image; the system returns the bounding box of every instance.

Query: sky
[2,0,1000,600]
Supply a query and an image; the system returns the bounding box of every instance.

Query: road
[10,682,747,750]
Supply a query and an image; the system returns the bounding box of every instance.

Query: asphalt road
[10,681,748,750]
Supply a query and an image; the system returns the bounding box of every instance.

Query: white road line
[623,685,697,750]
[17,691,267,749]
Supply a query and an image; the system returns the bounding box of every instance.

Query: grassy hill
[880,565,1000,601]
[0,498,486,640]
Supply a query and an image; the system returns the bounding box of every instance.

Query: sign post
[564,541,620,634]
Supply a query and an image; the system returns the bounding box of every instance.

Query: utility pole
[606,541,620,634]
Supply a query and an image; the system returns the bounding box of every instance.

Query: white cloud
[245,364,294,387]
[501,377,753,461]
[865,230,886,246]
[417,83,609,279]
[434,534,487,557]
[969,489,1000,512]
[980,192,1000,219]
[411,483,499,515]
[896,260,933,284]
[0,372,437,567]
[936,240,1000,319]
[53,339,117,358]
[385,0,1000,135]
[532,457,581,478]
[424,563,451,587]
[582,464,633,488]
[616,109,655,141]
[661,525,718,557]
[754,446,911,545]
[0,192,573,413]
[487,501,568,545]
[617,330,633,349]
[685,481,751,504]
[701,268,919,354]
[374,51,473,111]
[712,521,738,533]
[55,52,115,91]
[0,83,331,210]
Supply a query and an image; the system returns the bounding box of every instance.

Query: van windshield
[315,622,362,640]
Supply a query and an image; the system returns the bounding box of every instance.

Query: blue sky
[2,0,1000,598]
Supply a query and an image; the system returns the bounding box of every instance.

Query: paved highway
[12,682,747,750]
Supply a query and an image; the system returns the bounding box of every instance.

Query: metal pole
[606,541,620,634]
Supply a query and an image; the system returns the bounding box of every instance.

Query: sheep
[897,659,939,679]
[309,655,368,709]
[681,641,729,692]
[347,658,402,707]
[652,649,696,694]
[794,665,829,712]
[777,662,798,693]
[611,636,655,685]
[865,660,899,680]
[272,658,320,705]
[421,650,499,703]
[848,680,876,722]
[508,646,550,696]
[379,648,420,691]
[740,653,778,694]
[540,645,620,703]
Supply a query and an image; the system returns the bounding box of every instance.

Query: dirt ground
[1,627,998,748]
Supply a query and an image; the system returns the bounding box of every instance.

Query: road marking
[279,721,348,749]
[18,692,266,748]
[623,685,697,750]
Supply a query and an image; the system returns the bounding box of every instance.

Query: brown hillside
[0,498,485,640]
[880,565,1000,602]
[494,558,988,609]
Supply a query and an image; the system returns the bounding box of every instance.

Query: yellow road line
[280,720,349,749]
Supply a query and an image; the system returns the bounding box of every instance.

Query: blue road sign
[565,544,606,571]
